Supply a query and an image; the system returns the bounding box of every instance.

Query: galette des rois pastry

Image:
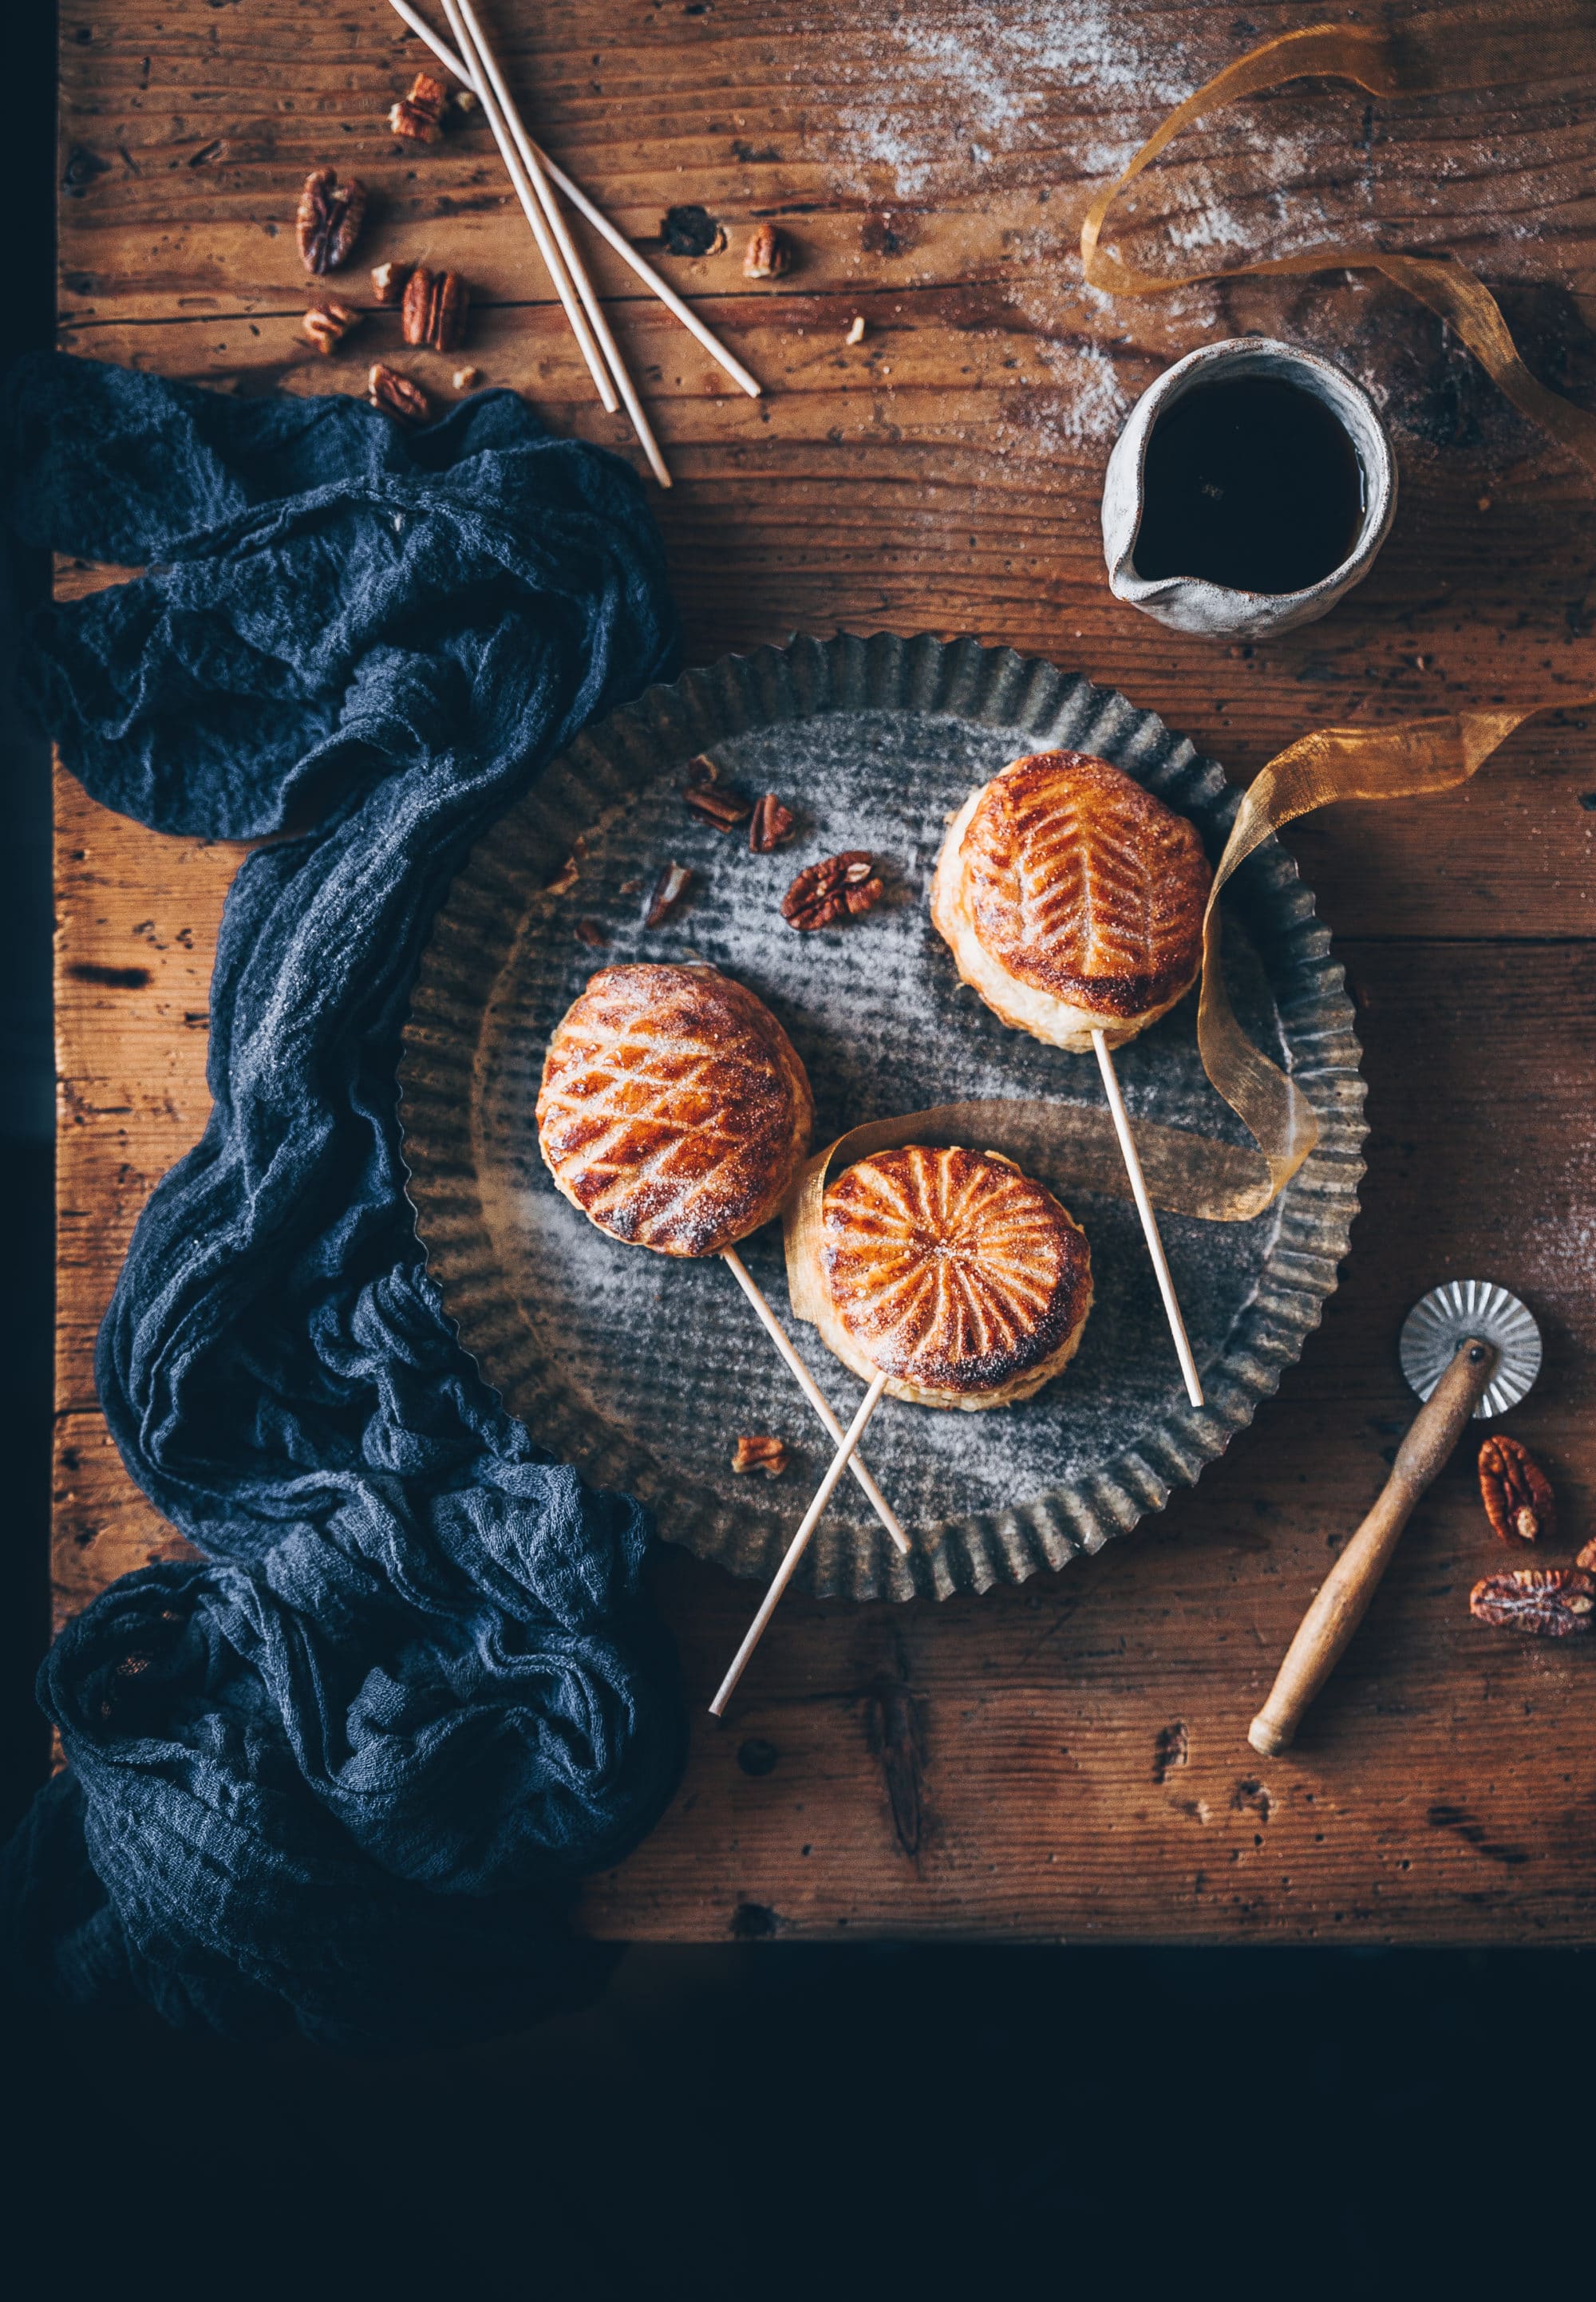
[930,749,1212,1052]
[813,1144,1092,1411]
[535,963,813,1257]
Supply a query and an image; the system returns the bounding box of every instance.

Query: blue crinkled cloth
[0,353,689,2050]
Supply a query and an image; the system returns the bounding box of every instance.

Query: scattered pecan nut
[370,260,409,306]
[297,167,367,274]
[302,299,361,355]
[1577,1535,1596,1573]
[685,784,753,831]
[401,266,469,352]
[389,71,451,144]
[1479,1433,1555,1545]
[574,918,608,948]
[732,1435,789,1478]
[644,861,693,927]
[451,365,480,393]
[749,793,796,853]
[1469,1566,1595,1637]
[367,362,430,424]
[545,849,582,896]
[743,222,791,280]
[781,851,884,930]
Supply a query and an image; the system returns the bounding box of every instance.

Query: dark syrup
[1132,376,1366,594]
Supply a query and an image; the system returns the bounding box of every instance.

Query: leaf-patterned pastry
[536,964,813,1257]
[930,749,1211,1052]
[816,1144,1093,1410]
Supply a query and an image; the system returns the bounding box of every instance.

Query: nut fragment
[545,847,583,896]
[573,918,608,948]
[452,88,479,116]
[1578,1535,1596,1573]
[451,366,480,392]
[684,783,753,831]
[1469,1566,1594,1637]
[367,361,430,424]
[845,314,866,345]
[1479,1433,1555,1545]
[743,222,791,279]
[302,299,361,355]
[389,72,451,144]
[749,793,796,853]
[401,266,469,353]
[297,167,367,274]
[781,850,884,931]
[685,752,720,786]
[732,1435,789,1478]
[370,260,409,306]
[644,861,693,927]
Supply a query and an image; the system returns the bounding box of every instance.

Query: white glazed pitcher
[1101,338,1397,639]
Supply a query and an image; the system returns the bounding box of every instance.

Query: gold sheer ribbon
[1079,11,1596,474]
[784,702,1561,1322]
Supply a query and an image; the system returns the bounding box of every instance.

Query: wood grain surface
[53,0,1596,1940]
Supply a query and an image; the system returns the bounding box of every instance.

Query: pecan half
[644,861,693,927]
[749,793,796,853]
[685,752,721,787]
[1578,1536,1596,1573]
[401,266,469,353]
[370,260,409,306]
[297,168,367,274]
[367,362,430,424]
[1469,1566,1594,1637]
[781,851,884,931]
[302,299,361,355]
[573,918,608,948]
[389,71,451,144]
[732,1435,789,1478]
[743,222,791,279]
[1479,1433,1555,1545]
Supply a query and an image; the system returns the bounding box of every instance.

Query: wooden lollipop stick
[451,0,673,486]
[721,1249,911,1556]
[709,1372,889,1717]
[1091,1029,1204,1408]
[437,0,619,414]
[386,0,761,397]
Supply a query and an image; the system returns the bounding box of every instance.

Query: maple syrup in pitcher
[1132,375,1366,595]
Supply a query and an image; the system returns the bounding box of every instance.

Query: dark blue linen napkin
[0,353,688,2047]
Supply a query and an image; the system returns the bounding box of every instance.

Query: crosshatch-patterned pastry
[930,748,1212,1052]
[813,1144,1093,1411]
[536,963,813,1256]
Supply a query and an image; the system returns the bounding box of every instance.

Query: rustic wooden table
[53,0,1596,1941]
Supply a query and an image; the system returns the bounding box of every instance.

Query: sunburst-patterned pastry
[814,1144,1093,1411]
[536,963,814,1257]
[930,748,1212,1052]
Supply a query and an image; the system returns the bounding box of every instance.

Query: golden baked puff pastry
[814,1144,1093,1411]
[536,963,813,1257]
[930,749,1212,1052]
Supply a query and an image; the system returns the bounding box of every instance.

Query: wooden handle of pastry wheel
[1247,1338,1499,1757]
[709,1371,889,1718]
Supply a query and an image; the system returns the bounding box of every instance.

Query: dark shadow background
[3,7,1588,2291]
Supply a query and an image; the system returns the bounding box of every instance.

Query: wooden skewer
[437,0,619,415]
[1091,1029,1204,1409]
[720,1248,911,1557]
[449,0,673,488]
[709,1371,889,1717]
[386,0,761,398]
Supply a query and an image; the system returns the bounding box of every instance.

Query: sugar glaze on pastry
[930,749,1211,1052]
[536,963,813,1257]
[816,1144,1092,1411]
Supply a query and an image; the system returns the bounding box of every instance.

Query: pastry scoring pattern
[536,964,813,1257]
[821,1145,1092,1400]
[961,750,1210,1018]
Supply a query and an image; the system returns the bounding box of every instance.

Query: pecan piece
[367,362,430,424]
[302,299,361,355]
[685,752,721,787]
[743,222,791,279]
[401,266,469,353]
[297,167,367,274]
[1578,1535,1596,1573]
[573,918,608,948]
[1469,1566,1595,1637]
[644,861,693,927]
[389,71,451,144]
[684,784,753,831]
[732,1435,789,1478]
[749,793,796,853]
[370,260,409,306]
[781,851,884,931]
[1479,1433,1555,1545]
